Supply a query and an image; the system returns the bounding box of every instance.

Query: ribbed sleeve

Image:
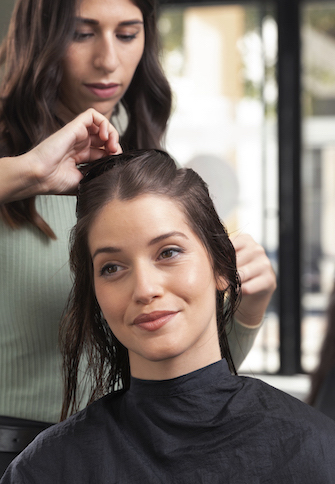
[0,196,76,422]
[227,318,262,369]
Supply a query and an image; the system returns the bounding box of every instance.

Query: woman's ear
[216,276,228,292]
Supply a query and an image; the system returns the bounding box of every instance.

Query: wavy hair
[0,0,171,238]
[60,150,241,420]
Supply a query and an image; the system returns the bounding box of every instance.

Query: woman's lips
[133,311,178,332]
[84,83,120,99]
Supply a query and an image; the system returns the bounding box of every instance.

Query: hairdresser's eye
[116,25,142,43]
[158,248,181,260]
[100,263,123,276]
[116,33,138,42]
[73,31,94,42]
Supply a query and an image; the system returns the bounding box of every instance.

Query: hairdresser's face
[58,0,145,122]
[89,194,222,380]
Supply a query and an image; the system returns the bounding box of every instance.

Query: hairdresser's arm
[0,108,122,204]
[227,234,277,368]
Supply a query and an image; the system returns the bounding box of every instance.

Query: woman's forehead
[87,194,191,247]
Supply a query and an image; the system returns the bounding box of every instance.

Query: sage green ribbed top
[0,195,76,423]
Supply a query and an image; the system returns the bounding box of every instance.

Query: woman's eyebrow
[92,232,188,260]
[148,232,188,246]
[92,246,120,261]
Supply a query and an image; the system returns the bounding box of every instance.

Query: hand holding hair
[231,233,277,327]
[0,108,122,204]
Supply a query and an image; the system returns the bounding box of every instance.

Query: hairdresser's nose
[93,34,120,73]
[132,261,164,305]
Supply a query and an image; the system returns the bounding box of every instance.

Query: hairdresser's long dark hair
[0,0,171,238]
[60,150,241,420]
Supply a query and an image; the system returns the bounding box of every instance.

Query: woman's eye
[159,248,181,260]
[100,264,122,276]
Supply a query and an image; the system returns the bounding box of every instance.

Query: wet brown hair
[60,150,241,419]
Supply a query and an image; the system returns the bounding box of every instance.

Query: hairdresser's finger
[233,236,269,275]
[237,244,266,268]
[91,124,120,154]
[238,254,270,280]
[233,234,262,259]
[230,232,249,250]
[89,132,122,154]
[88,145,121,161]
[111,142,122,155]
[99,118,111,140]
[87,111,120,154]
[240,271,276,296]
[105,126,121,154]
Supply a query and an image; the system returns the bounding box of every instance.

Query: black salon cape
[2,359,335,484]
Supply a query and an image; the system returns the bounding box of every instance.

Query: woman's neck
[129,339,222,381]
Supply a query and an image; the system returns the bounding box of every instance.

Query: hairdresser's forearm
[234,288,274,328]
[0,152,44,203]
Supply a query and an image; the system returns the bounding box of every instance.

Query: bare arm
[0,108,122,204]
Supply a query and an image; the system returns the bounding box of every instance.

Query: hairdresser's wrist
[234,315,263,330]
[234,299,268,328]
[27,145,58,195]
[0,152,44,203]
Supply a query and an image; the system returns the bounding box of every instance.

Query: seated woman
[2,150,335,483]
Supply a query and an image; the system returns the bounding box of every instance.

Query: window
[159,2,279,373]
[301,2,335,371]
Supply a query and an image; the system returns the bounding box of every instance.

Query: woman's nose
[132,263,164,305]
[93,35,120,73]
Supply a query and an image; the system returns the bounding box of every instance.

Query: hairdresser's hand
[231,233,276,328]
[0,108,122,203]
[32,108,122,195]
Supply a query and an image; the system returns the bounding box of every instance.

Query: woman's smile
[132,310,180,332]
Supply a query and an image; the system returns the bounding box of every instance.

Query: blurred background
[158,0,335,400]
[2,0,335,399]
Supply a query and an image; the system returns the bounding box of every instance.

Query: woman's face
[58,0,145,122]
[88,194,222,380]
